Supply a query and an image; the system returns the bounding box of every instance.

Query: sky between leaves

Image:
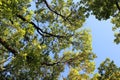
[59,15,120,78]
[85,15,120,72]
[29,0,120,77]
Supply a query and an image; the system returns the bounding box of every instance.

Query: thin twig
[43,0,73,25]
[116,2,120,12]
[43,0,65,19]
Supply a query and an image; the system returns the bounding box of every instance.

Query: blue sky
[85,15,120,71]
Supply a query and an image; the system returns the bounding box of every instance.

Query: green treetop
[0,0,120,80]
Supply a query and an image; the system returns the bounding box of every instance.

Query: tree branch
[41,54,81,66]
[16,14,69,38]
[116,2,120,12]
[0,38,18,56]
[43,0,73,25]
[43,0,65,19]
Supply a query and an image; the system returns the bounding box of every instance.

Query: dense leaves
[0,0,95,79]
[0,0,120,80]
[98,58,120,80]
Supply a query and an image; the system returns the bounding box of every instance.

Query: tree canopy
[0,0,120,80]
[98,58,120,80]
